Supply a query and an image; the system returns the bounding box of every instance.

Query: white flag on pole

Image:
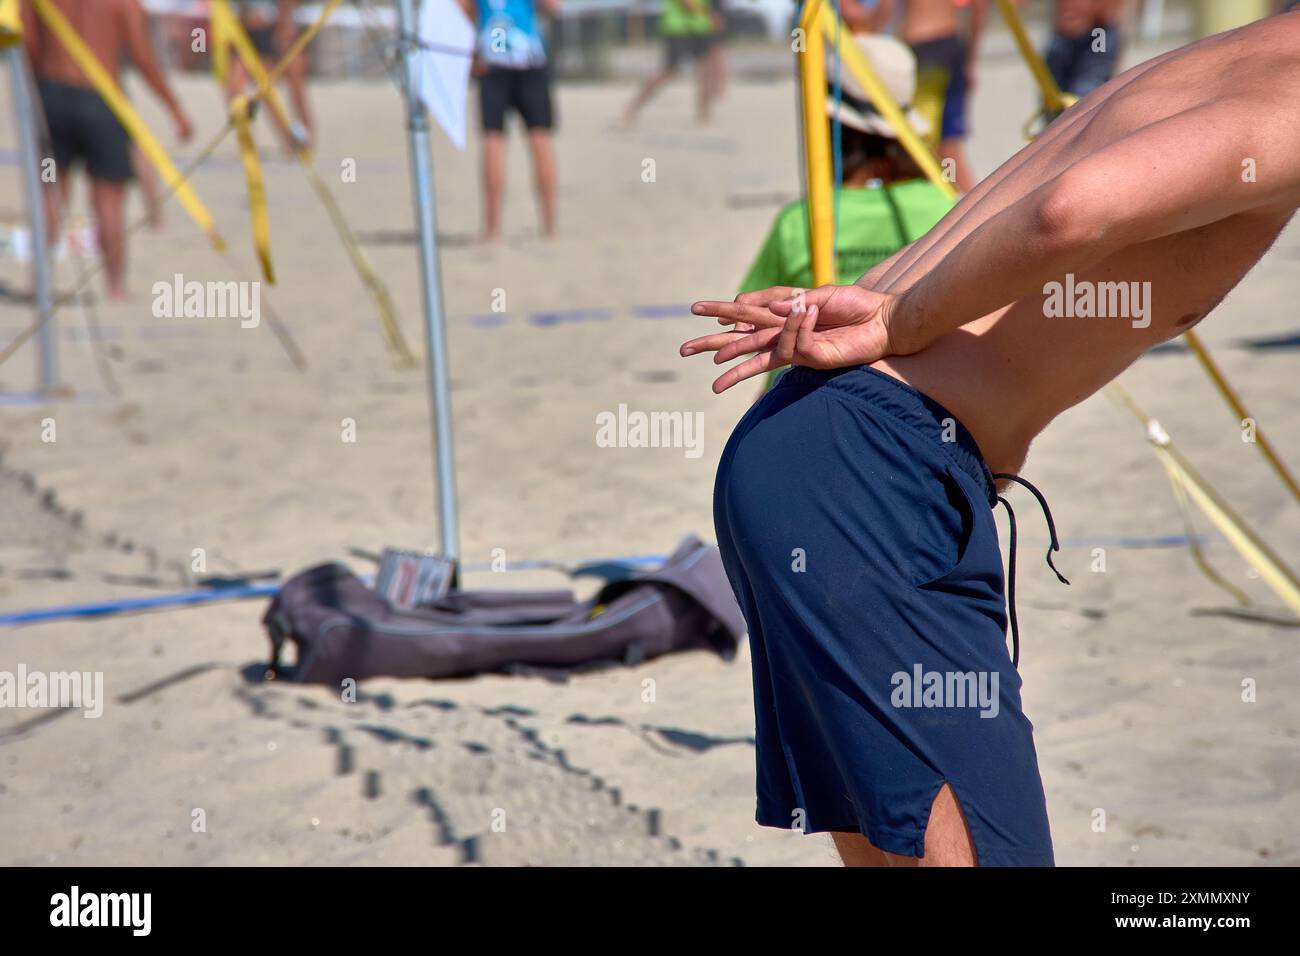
[417,0,475,151]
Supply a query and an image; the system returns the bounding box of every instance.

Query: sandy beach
[0,29,1297,867]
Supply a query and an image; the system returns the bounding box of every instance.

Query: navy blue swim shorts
[713,365,1055,866]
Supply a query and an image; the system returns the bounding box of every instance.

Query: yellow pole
[818,5,956,200]
[994,0,1071,113]
[799,0,836,286]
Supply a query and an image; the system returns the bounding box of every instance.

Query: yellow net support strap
[1108,383,1300,617]
[212,0,416,366]
[816,3,957,200]
[229,94,275,283]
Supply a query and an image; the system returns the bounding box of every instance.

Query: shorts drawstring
[992,473,1071,669]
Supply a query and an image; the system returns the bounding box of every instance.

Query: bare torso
[902,0,960,44]
[1055,0,1124,36]
[872,19,1299,474]
[31,0,133,86]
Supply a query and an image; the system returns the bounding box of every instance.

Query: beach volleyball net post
[4,40,58,393]
[396,0,460,562]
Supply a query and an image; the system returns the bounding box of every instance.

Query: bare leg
[89,177,128,300]
[481,132,506,242]
[623,69,675,125]
[940,138,976,193]
[831,784,978,868]
[831,832,891,867]
[42,175,70,247]
[283,50,314,149]
[526,128,558,239]
[696,59,710,124]
[132,145,163,229]
[711,44,727,104]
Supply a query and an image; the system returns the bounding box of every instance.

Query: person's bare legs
[132,145,163,228]
[704,44,726,117]
[940,137,975,193]
[42,175,71,247]
[89,177,128,300]
[481,131,506,242]
[831,832,892,866]
[831,784,978,867]
[526,128,557,239]
[695,59,710,124]
[283,52,314,150]
[623,69,674,125]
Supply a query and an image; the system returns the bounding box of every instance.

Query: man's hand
[172,108,194,143]
[680,284,903,393]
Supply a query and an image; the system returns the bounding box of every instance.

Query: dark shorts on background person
[911,34,969,140]
[38,79,133,183]
[664,33,712,71]
[245,23,276,57]
[713,365,1054,866]
[1045,24,1122,96]
[479,65,555,132]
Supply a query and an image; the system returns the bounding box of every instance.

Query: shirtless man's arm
[20,0,42,64]
[120,0,191,140]
[684,30,1300,391]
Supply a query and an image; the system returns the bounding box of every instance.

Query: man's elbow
[1029,178,1111,254]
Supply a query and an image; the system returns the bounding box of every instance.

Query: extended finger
[793,305,820,364]
[774,302,812,365]
[734,286,798,307]
[768,284,837,317]
[690,300,787,329]
[715,327,780,363]
[712,351,779,394]
[680,330,752,356]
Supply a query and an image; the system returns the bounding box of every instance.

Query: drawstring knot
[991,473,1071,669]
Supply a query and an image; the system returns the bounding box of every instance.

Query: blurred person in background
[225,0,315,153]
[461,0,561,240]
[737,34,954,391]
[1044,0,1126,96]
[846,0,987,193]
[623,0,726,125]
[21,0,193,300]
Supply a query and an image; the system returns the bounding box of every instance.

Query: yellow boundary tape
[32,0,223,249]
[1108,384,1300,616]
[211,0,416,366]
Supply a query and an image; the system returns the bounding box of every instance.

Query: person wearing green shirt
[738,33,954,390]
[623,0,726,124]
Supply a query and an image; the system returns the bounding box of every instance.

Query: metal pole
[395,0,459,559]
[8,47,58,393]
